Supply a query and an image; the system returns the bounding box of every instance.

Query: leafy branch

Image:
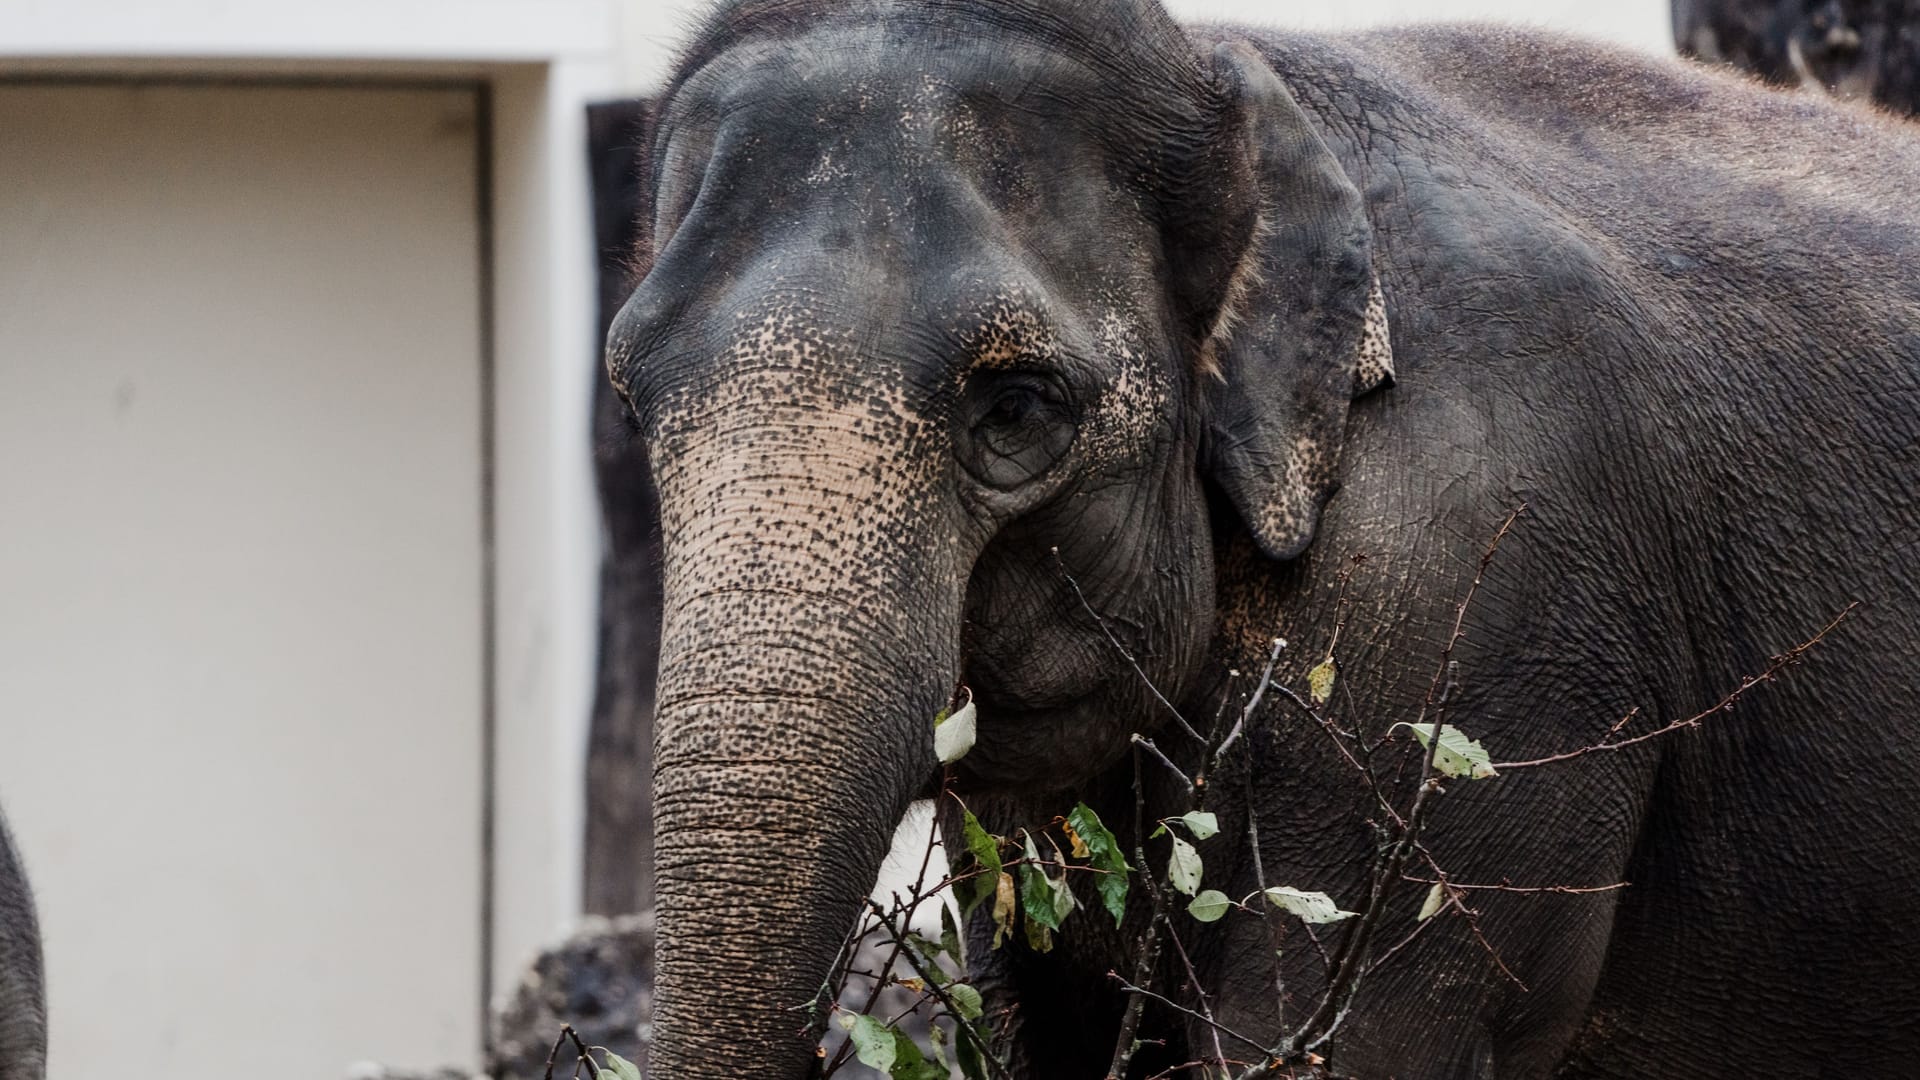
[798,504,1852,1080]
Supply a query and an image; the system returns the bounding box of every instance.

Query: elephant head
[605,2,1392,1074]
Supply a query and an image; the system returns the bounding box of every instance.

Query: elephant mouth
[954,692,1132,791]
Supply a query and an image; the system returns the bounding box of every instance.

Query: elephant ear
[1192,42,1394,561]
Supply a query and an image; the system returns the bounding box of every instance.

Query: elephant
[603,0,1920,1076]
[0,806,44,1080]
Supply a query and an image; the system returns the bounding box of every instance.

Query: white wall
[0,81,487,1080]
[1,0,620,1070]
[613,0,1672,92]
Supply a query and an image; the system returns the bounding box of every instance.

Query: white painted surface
[1,0,622,1031]
[486,54,618,1000]
[0,0,612,61]
[0,83,485,1079]
[612,0,1671,91]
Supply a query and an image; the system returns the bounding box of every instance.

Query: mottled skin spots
[609,2,1920,1078]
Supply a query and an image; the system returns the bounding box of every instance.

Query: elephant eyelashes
[958,371,1076,489]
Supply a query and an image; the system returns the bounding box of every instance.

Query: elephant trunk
[643,401,961,1078]
[0,815,46,1080]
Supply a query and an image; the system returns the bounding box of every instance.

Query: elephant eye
[960,371,1075,489]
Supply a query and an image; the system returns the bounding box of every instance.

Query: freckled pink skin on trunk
[644,300,970,1079]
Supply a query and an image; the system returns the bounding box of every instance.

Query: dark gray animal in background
[1674,0,1920,113]
[604,0,1920,1076]
[0,806,45,1080]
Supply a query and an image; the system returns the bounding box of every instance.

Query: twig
[1361,906,1441,978]
[541,1027,570,1080]
[563,1026,602,1080]
[864,898,1015,1080]
[1111,969,1272,1058]
[1496,603,1856,770]
[1164,920,1230,1071]
[1399,875,1628,895]
[1105,744,1168,1080]
[1055,547,1206,744]
[1242,741,1288,1035]
[1214,637,1287,763]
[1133,734,1196,794]
[1238,508,1527,1078]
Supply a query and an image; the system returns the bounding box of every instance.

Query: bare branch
[1400,875,1628,895]
[1165,920,1230,1071]
[1110,970,1273,1058]
[1496,602,1857,771]
[1133,733,1196,795]
[1055,547,1206,744]
[1214,636,1287,763]
[1105,743,1169,1080]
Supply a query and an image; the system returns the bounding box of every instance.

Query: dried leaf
[991,871,1017,949]
[1308,657,1337,705]
[1063,818,1091,859]
[1417,882,1447,922]
[1263,886,1357,924]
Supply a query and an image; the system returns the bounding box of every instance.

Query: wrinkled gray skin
[607,1,1920,1076]
[0,807,45,1080]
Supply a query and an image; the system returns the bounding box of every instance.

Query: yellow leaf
[1308,657,1337,705]
[1062,820,1090,860]
[991,871,1017,949]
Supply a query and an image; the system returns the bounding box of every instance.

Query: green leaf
[935,699,977,764]
[947,982,984,1021]
[1018,833,1064,931]
[1263,886,1358,924]
[990,871,1017,949]
[928,1022,951,1071]
[940,902,962,961]
[905,932,953,986]
[1050,872,1077,924]
[1308,657,1337,705]
[1167,836,1203,896]
[887,1027,947,1080]
[958,809,1004,917]
[1393,722,1498,779]
[1187,889,1233,923]
[1417,882,1447,922]
[1175,811,1219,840]
[1023,910,1054,953]
[602,1052,643,1080]
[843,1013,897,1072]
[1068,802,1132,925]
[956,1022,988,1080]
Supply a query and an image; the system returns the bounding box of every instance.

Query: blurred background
[1,1,1906,1078]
